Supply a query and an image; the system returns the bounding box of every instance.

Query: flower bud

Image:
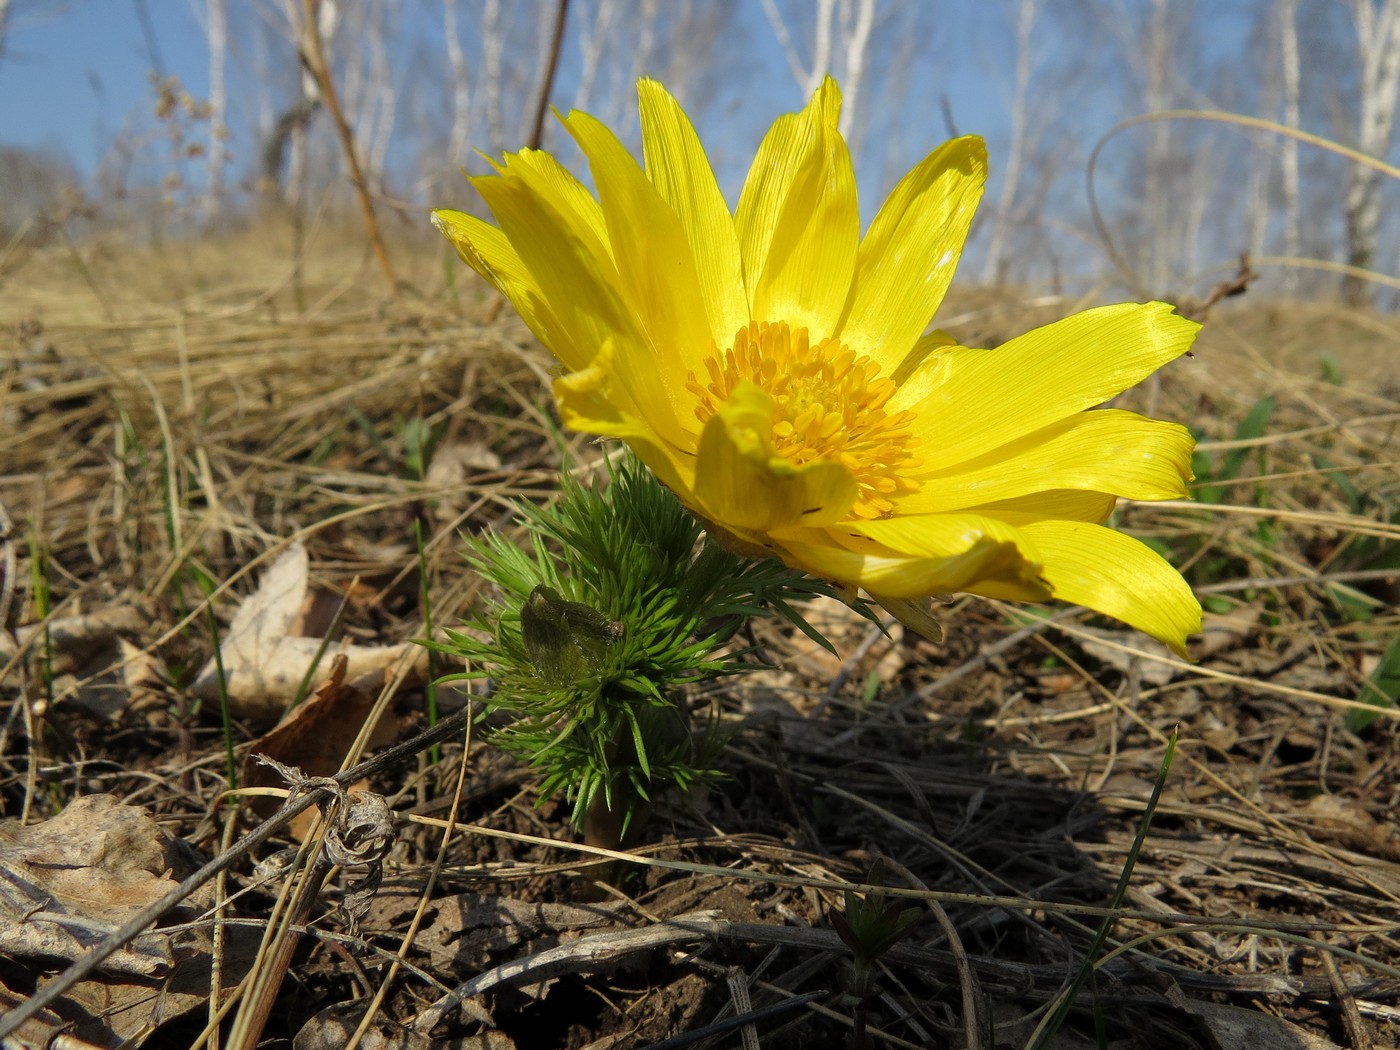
[520,585,621,684]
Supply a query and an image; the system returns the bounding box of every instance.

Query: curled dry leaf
[1180,998,1342,1050]
[1076,625,1178,686]
[11,598,164,721]
[425,441,504,523]
[1301,793,1400,861]
[1195,604,1264,659]
[192,542,425,723]
[0,794,209,973]
[0,795,246,1048]
[14,599,156,655]
[240,653,404,827]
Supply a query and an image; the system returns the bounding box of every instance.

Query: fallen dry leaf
[1077,626,1178,686]
[1300,793,1400,860]
[192,542,424,723]
[1196,605,1264,660]
[10,598,164,722]
[1181,998,1342,1050]
[0,794,248,1048]
[241,654,404,834]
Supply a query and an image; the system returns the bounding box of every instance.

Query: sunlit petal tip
[813,75,843,124]
[429,208,463,244]
[1023,521,1202,658]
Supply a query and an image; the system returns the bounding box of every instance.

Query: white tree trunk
[364,1,397,190]
[1344,0,1400,306]
[443,0,473,167]
[809,0,835,95]
[203,0,228,224]
[1279,0,1301,294]
[573,0,617,115]
[981,0,1037,285]
[760,0,876,135]
[836,0,876,138]
[1143,0,1173,294]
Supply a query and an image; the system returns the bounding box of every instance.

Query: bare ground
[2,224,1399,1049]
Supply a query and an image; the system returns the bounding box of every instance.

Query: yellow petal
[891,328,957,386]
[1017,520,1201,656]
[637,79,749,350]
[495,148,614,255]
[894,302,1200,467]
[562,106,713,382]
[964,489,1119,526]
[735,76,858,339]
[432,208,520,292]
[554,374,695,508]
[838,136,987,373]
[553,337,693,469]
[471,171,694,449]
[469,169,629,365]
[693,382,857,531]
[899,409,1194,513]
[775,513,1049,600]
[432,208,583,367]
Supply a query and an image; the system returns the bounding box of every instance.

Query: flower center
[687,321,921,519]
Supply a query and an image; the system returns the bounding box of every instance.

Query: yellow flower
[433,77,1202,656]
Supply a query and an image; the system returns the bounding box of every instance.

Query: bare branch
[761,0,811,91]
[836,0,876,136]
[298,0,399,297]
[526,0,571,150]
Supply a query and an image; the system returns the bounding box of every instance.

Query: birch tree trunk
[836,0,876,138]
[981,0,1037,285]
[483,0,506,148]
[573,0,617,115]
[443,0,473,167]
[1279,0,1301,295]
[363,2,397,190]
[1344,0,1400,306]
[204,0,228,224]
[760,0,877,137]
[1142,0,1173,294]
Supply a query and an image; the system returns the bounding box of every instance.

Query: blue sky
[1,1,211,175]
[1,0,1372,297]
[1,1,1040,186]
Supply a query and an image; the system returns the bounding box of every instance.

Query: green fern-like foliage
[432,450,842,840]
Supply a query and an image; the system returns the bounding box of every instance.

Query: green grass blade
[1028,727,1178,1049]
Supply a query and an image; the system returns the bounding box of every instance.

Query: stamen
[686,321,921,519]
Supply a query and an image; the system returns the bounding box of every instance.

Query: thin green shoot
[1347,631,1400,733]
[194,569,237,790]
[1027,726,1178,1049]
[26,529,54,713]
[416,516,440,766]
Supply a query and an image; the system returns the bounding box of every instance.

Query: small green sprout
[431,451,841,854]
[829,881,921,1000]
[827,862,922,1048]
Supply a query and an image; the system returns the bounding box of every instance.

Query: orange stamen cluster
[687,321,921,519]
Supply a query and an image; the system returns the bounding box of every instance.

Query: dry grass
[2,219,1399,1049]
